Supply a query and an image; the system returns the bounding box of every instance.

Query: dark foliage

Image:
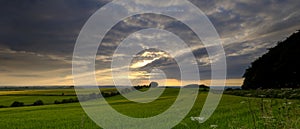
[54,98,78,104]
[184,84,209,91]
[224,88,300,99]
[242,30,300,89]
[10,101,24,107]
[199,84,209,89]
[61,98,79,103]
[134,85,149,90]
[0,105,7,108]
[54,100,61,104]
[149,82,158,88]
[101,91,120,97]
[32,100,44,106]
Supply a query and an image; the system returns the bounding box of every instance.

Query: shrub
[102,92,111,97]
[33,100,44,106]
[61,98,79,104]
[54,100,61,104]
[111,91,120,96]
[10,101,24,107]
[69,98,79,102]
[62,99,70,103]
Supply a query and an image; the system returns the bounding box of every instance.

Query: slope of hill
[242,30,300,89]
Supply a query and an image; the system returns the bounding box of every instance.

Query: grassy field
[0,88,299,129]
[0,88,118,107]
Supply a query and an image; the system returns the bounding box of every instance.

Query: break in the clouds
[0,0,299,86]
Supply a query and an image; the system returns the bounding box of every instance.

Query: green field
[0,88,299,129]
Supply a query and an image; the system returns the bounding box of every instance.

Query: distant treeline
[0,90,123,108]
[0,86,74,90]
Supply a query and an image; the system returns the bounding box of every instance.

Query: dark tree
[199,84,209,89]
[149,82,158,88]
[10,101,24,107]
[242,30,300,89]
[54,100,61,104]
[33,100,44,106]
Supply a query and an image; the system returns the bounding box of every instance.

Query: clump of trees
[102,91,120,97]
[183,84,209,91]
[133,85,149,90]
[10,101,24,107]
[10,100,45,107]
[54,100,61,104]
[62,98,78,103]
[243,30,300,89]
[133,82,159,91]
[149,82,158,88]
[32,100,44,106]
[54,98,79,104]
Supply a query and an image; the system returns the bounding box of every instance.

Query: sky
[0,0,300,86]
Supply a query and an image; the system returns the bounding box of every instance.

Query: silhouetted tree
[33,100,44,106]
[149,82,158,88]
[54,100,61,104]
[10,101,24,107]
[242,30,300,89]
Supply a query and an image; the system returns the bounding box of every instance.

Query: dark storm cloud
[97,0,300,80]
[0,0,300,85]
[0,48,70,73]
[0,0,110,83]
[0,0,110,55]
[95,13,203,71]
[190,0,300,37]
[194,0,300,79]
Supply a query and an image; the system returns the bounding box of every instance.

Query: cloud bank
[0,0,299,86]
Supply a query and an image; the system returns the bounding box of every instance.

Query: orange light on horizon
[138,78,244,86]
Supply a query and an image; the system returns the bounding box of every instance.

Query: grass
[0,88,117,107]
[0,96,77,106]
[0,88,299,129]
[0,88,116,96]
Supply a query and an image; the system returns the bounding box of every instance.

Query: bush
[102,92,111,97]
[61,98,79,104]
[10,101,24,107]
[70,98,79,102]
[111,91,120,96]
[62,99,70,103]
[33,100,44,106]
[54,100,61,104]
[54,98,78,105]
